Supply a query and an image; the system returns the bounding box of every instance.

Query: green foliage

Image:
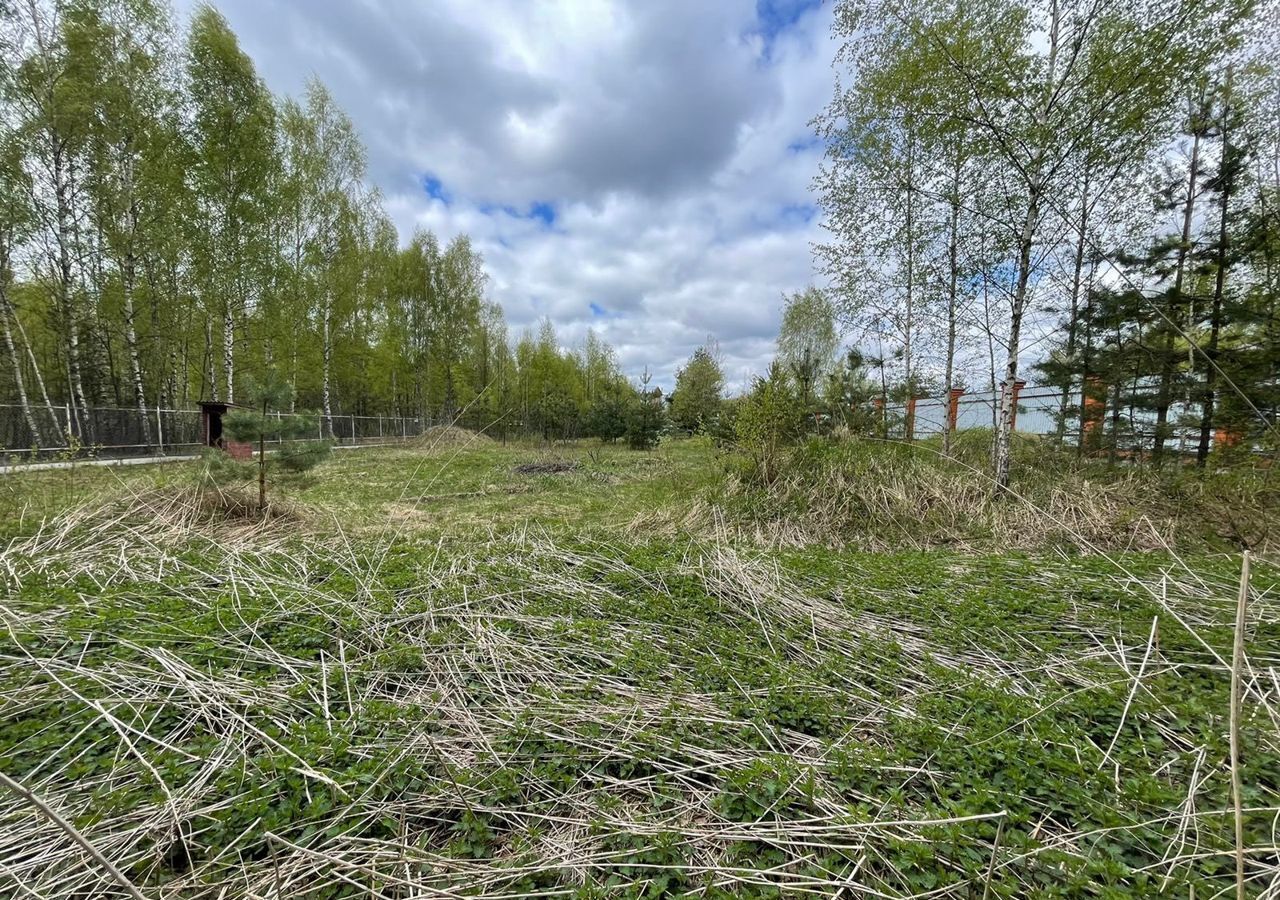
[777,287,837,410]
[822,349,880,434]
[0,1,641,451]
[585,395,628,443]
[669,345,724,434]
[734,362,804,481]
[625,370,665,450]
[210,369,331,509]
[715,756,814,822]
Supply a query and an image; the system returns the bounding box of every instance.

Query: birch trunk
[122,247,152,448]
[1058,168,1090,442]
[322,289,334,438]
[942,142,962,456]
[993,187,1041,491]
[0,290,44,446]
[53,144,90,439]
[223,297,235,404]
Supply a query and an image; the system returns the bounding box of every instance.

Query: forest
[0,0,638,451]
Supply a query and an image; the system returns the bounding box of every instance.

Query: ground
[1,435,1277,898]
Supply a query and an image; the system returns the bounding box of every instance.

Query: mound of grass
[708,436,1279,552]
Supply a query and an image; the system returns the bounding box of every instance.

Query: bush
[735,363,804,482]
[208,370,332,513]
[585,395,628,443]
[711,396,744,448]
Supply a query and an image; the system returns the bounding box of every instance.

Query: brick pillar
[873,395,885,432]
[1082,376,1105,448]
[1001,379,1027,430]
[947,387,965,432]
[1215,427,1241,450]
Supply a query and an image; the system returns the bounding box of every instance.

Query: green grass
[1,434,1277,897]
[0,437,721,540]
[298,437,721,533]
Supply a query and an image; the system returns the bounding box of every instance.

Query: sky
[184,0,837,392]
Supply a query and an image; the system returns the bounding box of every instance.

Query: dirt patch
[513,460,580,475]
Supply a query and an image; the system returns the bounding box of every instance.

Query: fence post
[947,387,965,433]
[155,404,164,455]
[1082,376,1105,451]
[905,396,918,441]
[1001,380,1027,431]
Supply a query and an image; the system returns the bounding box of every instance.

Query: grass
[1,432,1278,897]
[0,437,719,541]
[706,433,1280,552]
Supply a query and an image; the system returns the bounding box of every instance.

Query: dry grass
[2,504,1277,896]
[9,482,313,567]
[3,440,1278,897]
[410,424,497,452]
[672,438,1280,553]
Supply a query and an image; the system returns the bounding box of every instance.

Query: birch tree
[186,3,274,404]
[820,0,1240,488]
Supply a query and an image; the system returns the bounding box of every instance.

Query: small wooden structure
[198,401,253,459]
[198,401,231,449]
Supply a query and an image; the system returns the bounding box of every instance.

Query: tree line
[0,0,652,450]
[814,0,1278,483]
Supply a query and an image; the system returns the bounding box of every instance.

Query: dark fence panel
[0,404,424,461]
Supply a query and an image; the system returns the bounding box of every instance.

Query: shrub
[585,395,628,443]
[734,362,804,482]
[210,369,332,513]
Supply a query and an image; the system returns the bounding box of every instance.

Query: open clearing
[2,438,1278,898]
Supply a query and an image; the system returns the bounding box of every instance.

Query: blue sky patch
[529,201,556,226]
[422,174,451,205]
[753,0,822,55]
[778,202,818,226]
[478,200,557,228]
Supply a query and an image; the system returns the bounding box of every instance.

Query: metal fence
[0,403,425,461]
[884,383,1216,451]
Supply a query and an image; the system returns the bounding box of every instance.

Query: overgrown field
[2,437,1279,897]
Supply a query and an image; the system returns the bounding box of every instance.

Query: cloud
[179,0,837,391]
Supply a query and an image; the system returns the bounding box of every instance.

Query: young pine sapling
[220,370,331,512]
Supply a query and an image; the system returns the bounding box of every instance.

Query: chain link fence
[0,403,425,462]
